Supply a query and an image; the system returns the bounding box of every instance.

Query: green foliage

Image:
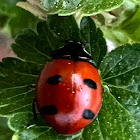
[1,0,140,46]
[8,8,39,38]
[0,58,44,115]
[120,7,140,42]
[0,15,140,139]
[0,0,39,38]
[42,0,123,16]
[47,15,82,42]
[0,0,20,14]
[100,44,140,124]
[80,17,107,67]
[0,14,8,28]
[97,0,140,45]
[0,117,13,140]
[11,29,51,64]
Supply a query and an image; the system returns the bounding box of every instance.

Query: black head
[50,41,93,62]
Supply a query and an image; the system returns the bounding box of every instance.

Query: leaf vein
[37,127,52,138]
[103,66,140,81]
[19,38,50,58]
[42,26,54,50]
[102,53,129,79]
[14,71,39,77]
[9,103,32,113]
[105,83,140,94]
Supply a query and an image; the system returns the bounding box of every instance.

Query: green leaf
[0,0,39,38]
[42,0,82,14]
[11,29,51,64]
[120,7,140,42]
[0,0,19,14]
[42,0,123,16]
[96,1,140,45]
[0,14,8,28]
[101,27,130,46]
[92,0,140,46]
[80,16,107,67]
[98,90,140,139]
[99,43,140,138]
[81,117,104,139]
[47,15,83,42]
[8,112,48,131]
[0,117,13,140]
[79,0,123,15]
[0,58,44,116]
[130,0,140,5]
[8,7,39,38]
[37,21,64,55]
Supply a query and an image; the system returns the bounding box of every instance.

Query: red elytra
[35,41,102,134]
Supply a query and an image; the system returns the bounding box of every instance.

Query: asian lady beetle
[35,41,102,134]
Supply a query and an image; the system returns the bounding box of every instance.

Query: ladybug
[35,41,102,134]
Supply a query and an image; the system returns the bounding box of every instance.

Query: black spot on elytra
[83,79,97,89]
[82,109,95,120]
[41,105,57,115]
[47,75,63,85]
